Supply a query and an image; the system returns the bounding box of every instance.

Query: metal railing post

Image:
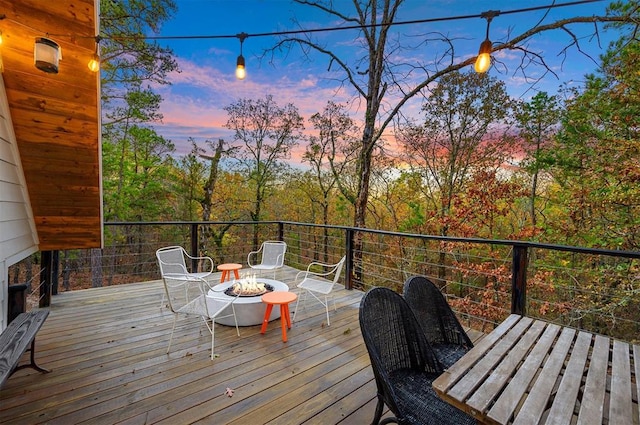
[190,223,199,272]
[277,222,284,241]
[51,250,59,295]
[39,251,52,307]
[511,244,528,315]
[345,228,354,290]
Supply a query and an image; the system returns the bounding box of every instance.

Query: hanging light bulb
[88,36,101,72]
[474,39,492,73]
[235,32,248,80]
[88,53,100,72]
[235,54,246,79]
[474,10,499,74]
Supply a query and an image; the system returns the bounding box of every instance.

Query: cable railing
[7,220,640,342]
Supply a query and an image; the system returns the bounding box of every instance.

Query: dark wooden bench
[0,310,50,388]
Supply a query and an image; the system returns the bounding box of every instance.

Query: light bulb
[235,55,246,80]
[474,39,492,73]
[88,55,100,72]
[235,65,246,80]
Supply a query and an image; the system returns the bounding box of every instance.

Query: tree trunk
[323,203,330,263]
[352,126,376,288]
[201,139,225,222]
[530,171,539,228]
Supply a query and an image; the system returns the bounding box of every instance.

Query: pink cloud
[154,57,361,162]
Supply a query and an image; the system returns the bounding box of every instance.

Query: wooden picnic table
[433,314,639,424]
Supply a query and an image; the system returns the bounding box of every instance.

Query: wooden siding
[0,75,37,263]
[0,267,484,424]
[0,0,102,250]
[0,74,38,331]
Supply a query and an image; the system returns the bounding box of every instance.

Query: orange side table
[260,291,298,342]
[217,263,242,282]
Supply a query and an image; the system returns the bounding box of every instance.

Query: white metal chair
[156,246,215,307]
[292,255,346,326]
[162,273,240,360]
[247,241,287,278]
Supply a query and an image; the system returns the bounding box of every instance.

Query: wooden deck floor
[1,267,385,424]
[1,267,483,424]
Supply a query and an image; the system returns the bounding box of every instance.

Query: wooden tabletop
[433,314,640,424]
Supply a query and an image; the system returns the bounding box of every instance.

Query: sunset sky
[148,0,616,159]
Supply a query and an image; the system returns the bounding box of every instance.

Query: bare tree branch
[263,0,639,239]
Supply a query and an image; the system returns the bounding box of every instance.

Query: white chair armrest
[306,261,339,277]
[247,243,264,267]
[200,256,215,273]
[183,251,215,273]
[247,250,257,267]
[295,269,307,282]
[296,259,343,283]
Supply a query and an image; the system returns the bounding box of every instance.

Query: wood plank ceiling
[0,0,102,250]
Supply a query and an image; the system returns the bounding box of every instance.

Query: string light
[475,10,499,73]
[3,0,604,77]
[88,52,99,72]
[109,0,602,78]
[131,0,602,43]
[235,32,247,80]
[88,36,101,72]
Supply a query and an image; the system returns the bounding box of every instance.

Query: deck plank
[609,339,633,423]
[576,335,609,425]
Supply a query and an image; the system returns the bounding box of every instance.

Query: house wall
[0,0,103,251]
[0,75,39,331]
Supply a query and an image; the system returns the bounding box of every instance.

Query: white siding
[0,74,39,331]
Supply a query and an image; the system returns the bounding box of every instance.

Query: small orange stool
[260,291,298,342]
[217,263,242,282]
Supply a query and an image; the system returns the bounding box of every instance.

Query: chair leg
[199,316,216,360]
[372,396,385,425]
[292,291,303,322]
[324,295,331,326]
[167,315,178,354]
[231,304,240,337]
[210,320,215,360]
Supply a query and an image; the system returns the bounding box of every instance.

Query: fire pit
[206,277,289,326]
[224,275,274,297]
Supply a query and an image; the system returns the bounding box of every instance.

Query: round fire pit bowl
[206,278,289,326]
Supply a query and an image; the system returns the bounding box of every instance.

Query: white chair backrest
[156,246,188,276]
[260,241,287,267]
[332,256,347,284]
